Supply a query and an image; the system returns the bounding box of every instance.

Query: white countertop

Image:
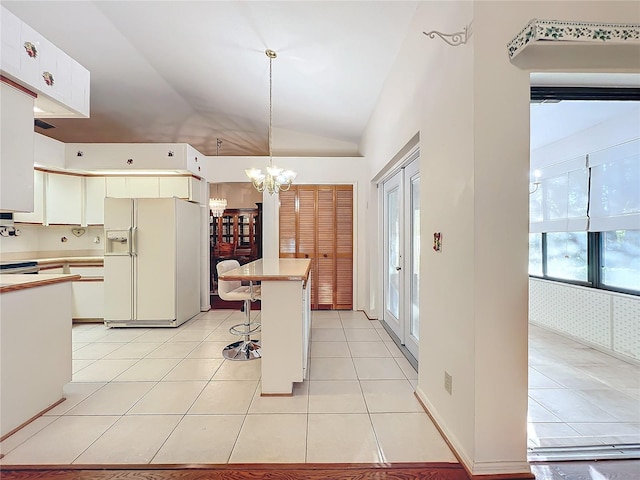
[0,273,81,293]
[0,250,103,265]
[219,258,312,283]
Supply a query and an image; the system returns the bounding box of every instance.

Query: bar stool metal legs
[223,298,261,360]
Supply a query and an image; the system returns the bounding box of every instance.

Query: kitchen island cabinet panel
[0,274,74,438]
[72,280,104,320]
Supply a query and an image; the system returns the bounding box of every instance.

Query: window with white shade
[589,140,640,232]
[529,95,639,295]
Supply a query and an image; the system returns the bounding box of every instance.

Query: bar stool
[216,260,261,360]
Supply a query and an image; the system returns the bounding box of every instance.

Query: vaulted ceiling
[3,1,419,156]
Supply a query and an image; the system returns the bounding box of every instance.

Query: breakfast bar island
[218,258,311,395]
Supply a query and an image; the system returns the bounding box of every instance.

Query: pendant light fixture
[245,49,296,195]
[209,138,227,217]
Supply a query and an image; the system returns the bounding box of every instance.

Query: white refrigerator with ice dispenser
[104,197,200,327]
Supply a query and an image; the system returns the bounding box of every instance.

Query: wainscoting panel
[529,278,639,362]
[613,296,640,360]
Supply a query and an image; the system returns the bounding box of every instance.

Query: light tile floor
[527,324,640,453]
[0,309,457,466]
[4,312,636,465]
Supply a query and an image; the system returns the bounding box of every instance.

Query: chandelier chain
[244,49,296,195]
[268,53,273,164]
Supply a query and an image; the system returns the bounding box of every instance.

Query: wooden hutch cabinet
[210,205,262,294]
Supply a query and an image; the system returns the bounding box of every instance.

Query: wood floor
[0,463,468,480]
[2,460,639,480]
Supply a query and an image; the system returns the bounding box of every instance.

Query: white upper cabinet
[105,176,200,202]
[12,170,44,223]
[65,143,204,176]
[84,176,105,225]
[0,82,35,212]
[46,172,82,225]
[0,6,90,118]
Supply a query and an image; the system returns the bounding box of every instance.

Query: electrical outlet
[444,371,452,395]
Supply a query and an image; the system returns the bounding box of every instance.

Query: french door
[382,157,420,359]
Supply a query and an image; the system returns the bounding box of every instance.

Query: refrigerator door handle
[130,227,138,256]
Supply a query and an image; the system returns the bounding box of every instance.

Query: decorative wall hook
[423,23,472,47]
[529,182,541,195]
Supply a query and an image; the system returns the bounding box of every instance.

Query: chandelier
[209,197,227,217]
[210,139,227,216]
[245,49,296,195]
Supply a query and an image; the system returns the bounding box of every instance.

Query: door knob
[395,266,402,271]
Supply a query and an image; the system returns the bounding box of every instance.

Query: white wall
[272,127,360,157]
[205,155,369,309]
[359,0,640,476]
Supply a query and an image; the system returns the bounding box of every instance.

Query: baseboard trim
[414,387,534,479]
[0,397,66,442]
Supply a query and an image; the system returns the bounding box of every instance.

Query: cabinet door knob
[305,254,309,258]
[323,253,328,258]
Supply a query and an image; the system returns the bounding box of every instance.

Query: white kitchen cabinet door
[85,176,106,225]
[54,50,73,107]
[13,170,44,223]
[69,60,90,117]
[1,6,89,119]
[17,21,42,90]
[189,177,203,203]
[46,172,82,225]
[105,176,160,198]
[159,176,190,199]
[0,82,34,212]
[0,7,21,78]
[126,177,159,197]
[36,37,62,102]
[105,177,127,197]
[72,281,104,319]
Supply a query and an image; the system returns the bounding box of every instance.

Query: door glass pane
[387,188,400,318]
[410,176,420,340]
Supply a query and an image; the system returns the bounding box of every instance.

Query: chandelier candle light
[245,49,296,195]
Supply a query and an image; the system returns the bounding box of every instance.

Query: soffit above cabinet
[508,19,640,70]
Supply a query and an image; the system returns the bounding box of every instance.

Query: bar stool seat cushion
[220,285,261,301]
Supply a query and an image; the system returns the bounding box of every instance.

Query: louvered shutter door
[316,186,336,309]
[279,188,297,258]
[278,184,353,310]
[336,186,353,309]
[297,186,317,307]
